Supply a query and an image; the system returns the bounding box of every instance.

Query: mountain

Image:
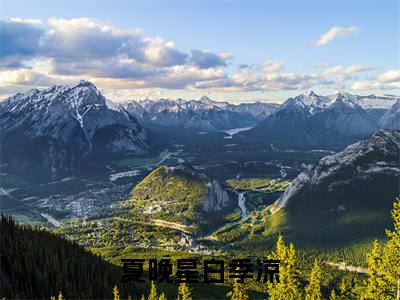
[121,164,236,232]
[124,96,280,131]
[0,80,148,182]
[225,102,281,120]
[312,95,378,136]
[291,90,334,113]
[245,91,398,149]
[328,92,398,110]
[380,100,400,129]
[332,92,399,124]
[270,130,400,244]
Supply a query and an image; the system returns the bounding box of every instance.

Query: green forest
[1,197,399,299]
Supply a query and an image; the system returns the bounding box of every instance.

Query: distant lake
[221,126,253,138]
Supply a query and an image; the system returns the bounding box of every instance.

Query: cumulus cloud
[41,18,188,69]
[8,17,42,25]
[190,50,232,68]
[0,68,54,87]
[351,81,382,91]
[315,26,361,46]
[0,17,394,97]
[194,68,330,92]
[0,19,44,63]
[0,18,231,91]
[378,69,400,82]
[351,69,400,90]
[261,60,284,73]
[322,64,373,81]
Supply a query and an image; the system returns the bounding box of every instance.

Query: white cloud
[315,26,361,46]
[194,69,329,92]
[0,18,234,91]
[261,60,284,73]
[323,64,373,81]
[0,68,53,87]
[0,17,396,96]
[351,69,400,90]
[378,69,400,82]
[351,81,382,91]
[8,17,42,25]
[311,62,333,68]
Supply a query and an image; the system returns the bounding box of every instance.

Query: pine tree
[275,234,287,261]
[339,279,347,299]
[141,295,146,300]
[58,291,64,300]
[159,292,167,300]
[383,197,400,300]
[230,281,248,300]
[362,240,386,299]
[305,260,322,300]
[177,283,192,300]
[148,281,158,300]
[329,290,337,300]
[113,285,120,300]
[267,235,302,300]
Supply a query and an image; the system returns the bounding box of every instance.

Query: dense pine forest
[0,215,148,299]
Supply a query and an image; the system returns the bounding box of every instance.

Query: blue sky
[0,0,399,103]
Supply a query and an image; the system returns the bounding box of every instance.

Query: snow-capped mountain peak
[1,80,148,182]
[199,95,213,103]
[286,91,333,114]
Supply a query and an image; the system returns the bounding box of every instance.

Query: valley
[1,82,399,299]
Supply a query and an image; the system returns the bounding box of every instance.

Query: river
[238,192,247,220]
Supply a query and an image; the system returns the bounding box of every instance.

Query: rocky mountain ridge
[0,80,148,182]
[274,129,400,209]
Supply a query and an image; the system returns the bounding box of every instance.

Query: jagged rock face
[203,179,231,212]
[124,96,279,131]
[289,91,333,113]
[0,80,148,182]
[128,164,235,230]
[275,130,400,209]
[164,165,232,213]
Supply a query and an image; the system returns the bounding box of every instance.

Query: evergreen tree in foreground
[177,283,192,300]
[58,291,64,300]
[0,215,144,299]
[362,240,386,299]
[329,289,338,300]
[113,285,120,300]
[159,292,167,300]
[383,197,400,300]
[148,281,158,300]
[305,260,322,300]
[230,281,248,300]
[362,196,400,299]
[267,235,302,300]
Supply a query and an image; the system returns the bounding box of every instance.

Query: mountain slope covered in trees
[0,215,146,299]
